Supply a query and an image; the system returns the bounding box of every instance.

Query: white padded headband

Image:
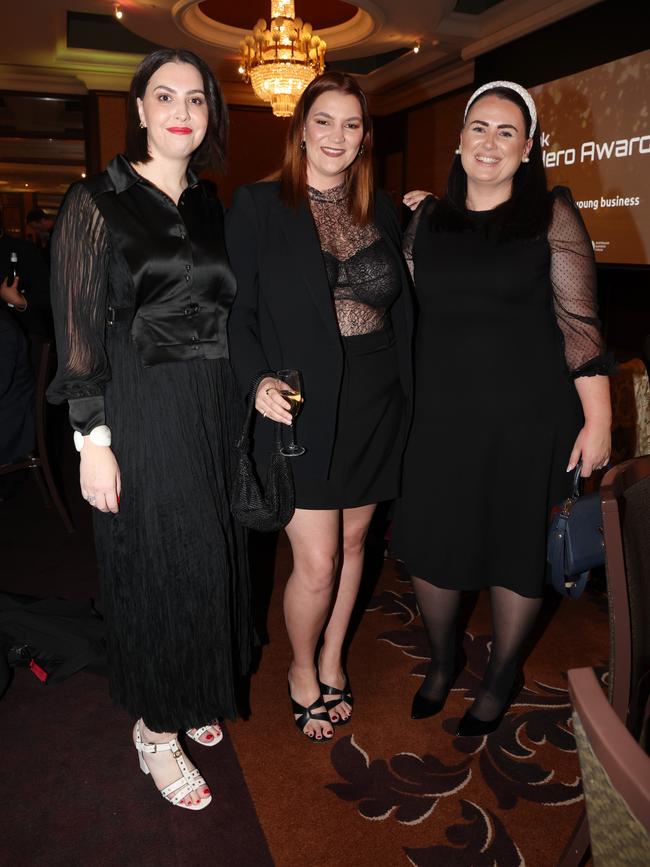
[464,80,537,137]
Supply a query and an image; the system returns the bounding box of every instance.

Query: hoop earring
[300,140,306,151]
[139,121,146,129]
[455,147,461,155]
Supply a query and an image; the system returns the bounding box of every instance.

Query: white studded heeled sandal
[185,723,223,747]
[134,721,211,811]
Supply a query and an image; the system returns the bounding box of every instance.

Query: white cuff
[73,424,112,452]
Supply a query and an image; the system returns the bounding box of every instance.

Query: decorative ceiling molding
[460,0,604,60]
[0,64,88,95]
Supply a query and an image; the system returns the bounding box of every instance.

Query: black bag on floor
[0,594,107,691]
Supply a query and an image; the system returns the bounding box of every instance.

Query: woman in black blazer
[227,72,413,741]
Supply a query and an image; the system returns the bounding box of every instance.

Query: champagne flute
[277,368,305,457]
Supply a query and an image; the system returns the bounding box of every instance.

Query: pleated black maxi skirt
[93,324,253,732]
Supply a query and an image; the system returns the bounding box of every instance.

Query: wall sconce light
[114,4,123,20]
[413,43,420,54]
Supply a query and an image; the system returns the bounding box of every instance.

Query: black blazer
[226,181,413,480]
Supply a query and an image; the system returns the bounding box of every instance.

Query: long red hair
[280,72,374,224]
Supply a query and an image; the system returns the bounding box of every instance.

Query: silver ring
[87,495,96,504]
[262,412,267,418]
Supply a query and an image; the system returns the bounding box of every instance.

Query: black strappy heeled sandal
[319,678,354,726]
[289,687,334,742]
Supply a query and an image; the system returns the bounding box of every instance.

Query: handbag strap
[235,374,284,453]
[570,462,583,499]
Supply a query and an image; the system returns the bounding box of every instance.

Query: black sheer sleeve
[548,187,614,377]
[403,196,435,280]
[46,183,111,433]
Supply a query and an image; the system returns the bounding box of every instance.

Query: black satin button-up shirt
[47,155,236,432]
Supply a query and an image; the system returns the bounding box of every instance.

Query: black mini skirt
[294,327,404,510]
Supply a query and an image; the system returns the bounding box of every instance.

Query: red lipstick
[167,127,192,135]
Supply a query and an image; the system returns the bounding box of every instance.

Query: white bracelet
[73,424,112,452]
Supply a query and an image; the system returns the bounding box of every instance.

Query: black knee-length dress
[48,156,253,731]
[391,187,611,597]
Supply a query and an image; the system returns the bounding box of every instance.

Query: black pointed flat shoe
[411,689,446,720]
[456,674,525,737]
[411,651,467,721]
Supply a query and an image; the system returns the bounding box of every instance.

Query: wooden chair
[568,667,650,866]
[0,336,75,533]
[559,456,650,866]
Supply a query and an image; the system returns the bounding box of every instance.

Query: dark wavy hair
[124,48,228,174]
[432,85,551,240]
[280,71,374,224]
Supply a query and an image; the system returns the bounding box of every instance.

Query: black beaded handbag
[230,376,295,532]
[547,463,605,598]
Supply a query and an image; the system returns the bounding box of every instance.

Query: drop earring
[139,121,146,129]
[522,155,529,163]
[455,146,461,155]
[300,140,306,151]
[358,144,364,156]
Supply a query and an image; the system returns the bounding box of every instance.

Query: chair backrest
[28,334,51,430]
[568,667,650,865]
[610,359,650,462]
[600,456,650,737]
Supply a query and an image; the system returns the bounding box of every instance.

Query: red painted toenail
[205,733,214,740]
[203,788,210,795]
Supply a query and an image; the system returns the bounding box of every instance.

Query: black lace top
[308,184,401,337]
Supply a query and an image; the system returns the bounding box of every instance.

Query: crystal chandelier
[239,1,327,117]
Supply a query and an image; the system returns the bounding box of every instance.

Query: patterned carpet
[1,454,608,866]
[228,534,608,867]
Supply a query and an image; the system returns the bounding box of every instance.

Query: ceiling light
[114,4,123,20]
[239,1,326,117]
[413,44,420,54]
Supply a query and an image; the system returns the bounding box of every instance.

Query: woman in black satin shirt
[48,49,252,812]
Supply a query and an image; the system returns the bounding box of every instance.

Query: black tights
[412,578,543,721]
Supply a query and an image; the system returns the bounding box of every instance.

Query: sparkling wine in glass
[277,368,305,457]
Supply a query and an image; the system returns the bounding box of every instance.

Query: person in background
[47,48,253,810]
[393,81,612,736]
[227,72,413,742]
[0,305,35,488]
[0,209,52,336]
[26,207,53,264]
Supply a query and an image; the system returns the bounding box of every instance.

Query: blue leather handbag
[547,464,605,598]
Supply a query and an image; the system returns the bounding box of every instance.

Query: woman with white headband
[392,81,612,736]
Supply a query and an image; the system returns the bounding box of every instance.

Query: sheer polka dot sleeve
[548,187,614,377]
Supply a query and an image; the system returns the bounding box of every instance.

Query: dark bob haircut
[280,71,374,225]
[125,48,228,174]
[434,84,551,240]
